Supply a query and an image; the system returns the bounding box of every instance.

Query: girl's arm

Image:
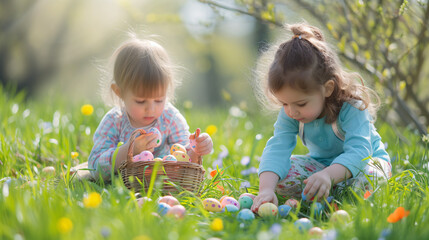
[251,171,280,211]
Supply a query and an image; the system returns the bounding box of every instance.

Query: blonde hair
[101,35,181,106]
[254,23,380,123]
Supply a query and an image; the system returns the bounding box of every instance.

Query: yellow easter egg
[203,198,223,212]
[172,151,191,162]
[170,143,186,154]
[258,202,278,217]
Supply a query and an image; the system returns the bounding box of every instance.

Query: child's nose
[146,102,155,113]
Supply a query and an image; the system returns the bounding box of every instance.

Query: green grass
[1,84,429,240]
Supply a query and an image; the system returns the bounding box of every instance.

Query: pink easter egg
[147,127,162,147]
[239,193,256,200]
[167,205,186,219]
[170,143,186,154]
[221,197,240,209]
[159,196,180,207]
[133,150,154,162]
[285,198,299,208]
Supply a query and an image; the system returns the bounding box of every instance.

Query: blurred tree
[201,0,429,135]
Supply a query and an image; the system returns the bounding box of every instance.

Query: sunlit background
[1,0,304,108]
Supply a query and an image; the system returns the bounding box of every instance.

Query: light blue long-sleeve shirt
[258,102,390,180]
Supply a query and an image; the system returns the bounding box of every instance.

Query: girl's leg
[352,158,392,190]
[275,155,327,199]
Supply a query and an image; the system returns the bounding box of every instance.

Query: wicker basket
[119,129,205,194]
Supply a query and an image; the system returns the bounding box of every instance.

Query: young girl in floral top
[89,37,213,181]
[251,23,391,211]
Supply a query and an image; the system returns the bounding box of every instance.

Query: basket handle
[126,129,147,164]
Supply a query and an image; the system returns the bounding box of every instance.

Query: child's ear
[111,84,122,98]
[324,80,335,97]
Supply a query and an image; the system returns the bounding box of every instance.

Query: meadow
[1,85,428,240]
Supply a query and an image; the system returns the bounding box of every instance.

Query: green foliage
[1,88,429,239]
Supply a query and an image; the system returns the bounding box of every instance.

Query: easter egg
[219,195,229,202]
[222,204,239,213]
[220,197,240,209]
[163,155,177,162]
[258,202,278,217]
[285,198,299,208]
[330,210,350,223]
[170,143,186,154]
[278,205,292,218]
[136,197,152,208]
[133,150,154,162]
[147,127,162,147]
[239,193,256,200]
[312,202,324,217]
[157,202,171,215]
[172,151,191,162]
[166,205,186,219]
[202,198,223,212]
[159,196,180,207]
[154,158,163,161]
[302,190,316,201]
[238,196,253,209]
[42,166,55,175]
[294,218,313,232]
[237,209,255,222]
[309,227,324,236]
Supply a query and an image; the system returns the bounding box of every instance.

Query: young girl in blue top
[88,37,213,181]
[251,23,391,211]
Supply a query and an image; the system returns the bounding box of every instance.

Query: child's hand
[302,170,331,201]
[190,132,213,156]
[251,190,278,213]
[133,133,157,155]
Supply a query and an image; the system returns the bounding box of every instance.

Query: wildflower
[210,169,224,178]
[387,207,410,223]
[399,81,406,91]
[81,104,94,116]
[422,134,429,143]
[221,89,231,101]
[57,217,73,234]
[83,192,102,208]
[206,125,218,136]
[71,152,79,159]
[210,218,224,231]
[364,190,373,200]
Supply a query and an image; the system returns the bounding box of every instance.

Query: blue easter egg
[294,218,313,232]
[157,202,171,215]
[237,209,255,222]
[222,204,239,213]
[312,202,324,217]
[278,205,292,218]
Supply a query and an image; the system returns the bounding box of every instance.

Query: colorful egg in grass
[312,202,324,217]
[159,196,180,207]
[42,166,56,175]
[239,193,256,200]
[238,196,253,209]
[285,198,299,208]
[147,127,162,147]
[172,151,191,162]
[258,203,278,217]
[294,218,313,232]
[222,204,239,213]
[162,155,177,161]
[136,197,152,208]
[170,143,186,154]
[309,227,324,236]
[278,205,292,218]
[237,209,255,222]
[330,210,350,223]
[203,198,223,212]
[220,197,240,209]
[153,157,163,161]
[157,202,171,215]
[166,205,186,219]
[133,150,154,162]
[219,195,229,203]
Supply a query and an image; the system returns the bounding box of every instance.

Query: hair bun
[288,23,324,42]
